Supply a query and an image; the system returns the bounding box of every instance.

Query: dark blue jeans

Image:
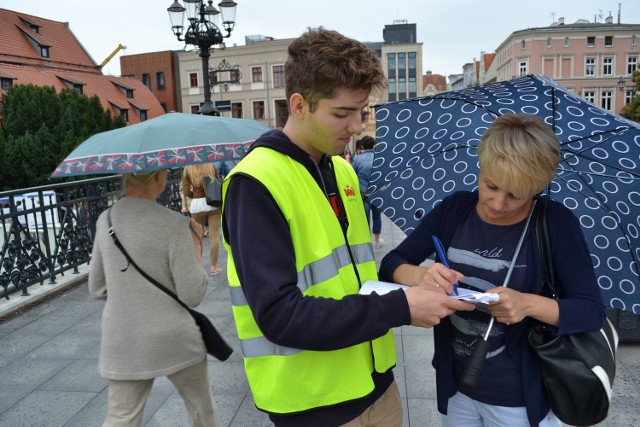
[364,199,382,235]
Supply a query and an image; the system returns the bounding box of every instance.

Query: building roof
[0,8,99,73]
[0,7,165,125]
[0,63,164,124]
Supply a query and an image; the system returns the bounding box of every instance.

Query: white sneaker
[374,238,384,248]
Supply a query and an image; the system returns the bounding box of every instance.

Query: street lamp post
[618,75,636,120]
[167,0,237,116]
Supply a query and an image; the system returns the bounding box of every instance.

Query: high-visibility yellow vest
[222,147,396,414]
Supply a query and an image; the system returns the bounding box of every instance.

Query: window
[585,57,596,76]
[272,65,285,88]
[126,89,134,98]
[521,39,525,49]
[1,78,13,91]
[387,53,396,77]
[251,66,263,82]
[388,77,396,102]
[408,52,417,70]
[139,110,148,121]
[253,101,265,119]
[73,84,83,94]
[189,72,198,88]
[583,90,595,104]
[633,35,637,46]
[275,99,289,128]
[232,102,243,118]
[398,77,406,100]
[40,46,50,58]
[587,36,596,47]
[156,72,165,90]
[628,56,638,75]
[601,91,612,111]
[547,37,552,48]
[625,89,634,104]
[190,105,199,114]
[602,57,613,76]
[230,69,240,83]
[409,77,417,98]
[564,37,570,47]
[605,36,613,46]
[142,73,150,88]
[518,59,528,76]
[398,53,406,74]
[119,109,129,122]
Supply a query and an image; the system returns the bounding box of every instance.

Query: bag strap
[106,207,191,312]
[534,196,557,298]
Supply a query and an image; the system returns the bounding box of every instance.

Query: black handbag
[203,176,222,207]
[528,196,618,426]
[106,208,233,361]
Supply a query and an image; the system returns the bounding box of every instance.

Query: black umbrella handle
[460,338,491,388]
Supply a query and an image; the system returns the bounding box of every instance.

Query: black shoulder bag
[203,176,223,207]
[106,208,233,361]
[528,196,618,426]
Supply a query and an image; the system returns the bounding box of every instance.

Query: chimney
[558,17,565,25]
[606,14,613,24]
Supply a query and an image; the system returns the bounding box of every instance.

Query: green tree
[619,70,639,123]
[0,84,125,190]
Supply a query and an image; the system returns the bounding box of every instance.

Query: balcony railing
[0,171,183,300]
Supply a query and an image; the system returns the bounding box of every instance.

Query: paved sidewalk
[0,216,639,426]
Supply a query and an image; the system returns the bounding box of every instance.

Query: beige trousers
[340,380,403,427]
[103,358,220,427]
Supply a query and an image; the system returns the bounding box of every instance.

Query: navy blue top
[379,191,605,427]
[222,129,411,427]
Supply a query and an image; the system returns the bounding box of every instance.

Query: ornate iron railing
[0,171,183,299]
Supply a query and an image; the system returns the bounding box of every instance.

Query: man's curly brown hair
[285,27,387,112]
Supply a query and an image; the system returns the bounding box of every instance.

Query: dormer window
[1,78,14,91]
[40,46,50,58]
[126,89,134,98]
[73,84,83,94]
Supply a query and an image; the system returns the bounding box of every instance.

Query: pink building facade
[493,18,639,114]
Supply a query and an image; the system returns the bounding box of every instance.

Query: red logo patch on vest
[343,185,357,198]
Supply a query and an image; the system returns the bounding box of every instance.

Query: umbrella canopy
[370,74,640,314]
[51,113,270,178]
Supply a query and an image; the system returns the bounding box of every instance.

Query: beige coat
[89,197,209,380]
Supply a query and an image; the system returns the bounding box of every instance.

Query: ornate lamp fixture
[167,0,237,115]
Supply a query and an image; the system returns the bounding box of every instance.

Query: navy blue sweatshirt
[222,129,411,427]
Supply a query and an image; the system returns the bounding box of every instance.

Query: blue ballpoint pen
[431,235,459,295]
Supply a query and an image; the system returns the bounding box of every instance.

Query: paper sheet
[360,280,499,304]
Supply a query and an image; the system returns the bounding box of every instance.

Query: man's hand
[404,285,475,328]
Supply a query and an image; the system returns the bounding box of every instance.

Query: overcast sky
[3,1,639,78]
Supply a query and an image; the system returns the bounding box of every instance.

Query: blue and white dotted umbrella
[370,74,640,314]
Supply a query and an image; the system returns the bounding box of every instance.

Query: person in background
[351,135,383,248]
[221,27,474,427]
[182,163,223,276]
[89,170,220,427]
[379,114,604,427]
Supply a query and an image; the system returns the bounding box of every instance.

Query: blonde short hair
[122,171,160,188]
[477,114,560,199]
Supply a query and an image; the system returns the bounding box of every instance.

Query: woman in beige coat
[89,170,220,427]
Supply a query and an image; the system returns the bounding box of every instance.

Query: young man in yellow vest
[221,27,474,427]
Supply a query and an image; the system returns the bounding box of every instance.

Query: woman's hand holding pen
[398,263,463,295]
